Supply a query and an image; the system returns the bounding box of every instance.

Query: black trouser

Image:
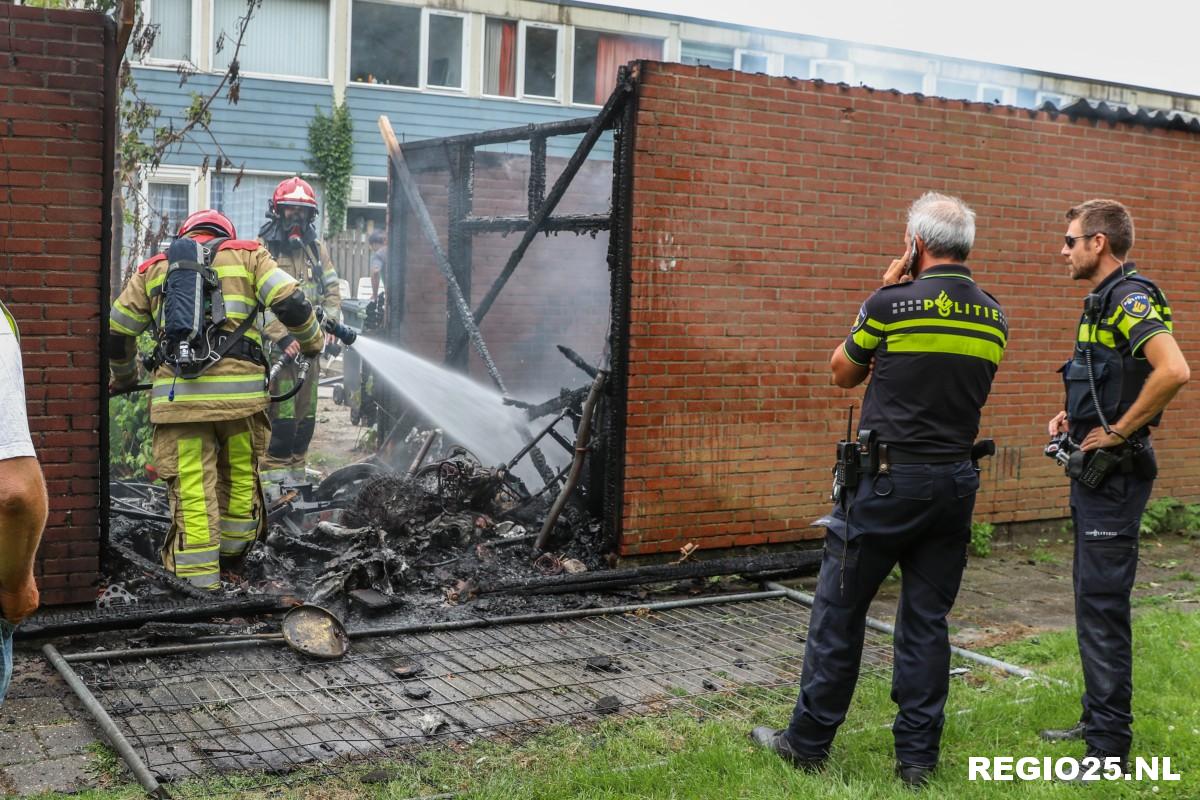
[1069,455,1154,756]
[785,461,978,766]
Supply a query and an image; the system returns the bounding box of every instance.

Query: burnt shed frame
[379,65,639,552]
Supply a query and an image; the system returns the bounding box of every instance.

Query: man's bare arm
[1080,333,1190,450]
[831,343,870,389]
[0,456,48,623]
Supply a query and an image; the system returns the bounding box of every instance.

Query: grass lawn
[38,607,1199,800]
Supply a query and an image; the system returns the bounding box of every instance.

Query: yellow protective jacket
[108,236,324,424]
[260,239,341,347]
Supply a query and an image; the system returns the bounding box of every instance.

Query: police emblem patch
[850,305,867,333]
[1122,292,1151,319]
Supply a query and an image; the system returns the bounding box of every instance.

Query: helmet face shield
[268,178,320,249]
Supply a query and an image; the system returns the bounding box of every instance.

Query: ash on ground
[243,448,607,608]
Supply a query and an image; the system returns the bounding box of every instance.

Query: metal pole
[43,644,171,798]
[764,581,1051,682]
[61,638,276,663]
[60,591,789,662]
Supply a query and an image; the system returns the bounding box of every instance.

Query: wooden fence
[326,229,376,300]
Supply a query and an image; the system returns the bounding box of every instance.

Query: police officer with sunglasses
[1041,199,1189,771]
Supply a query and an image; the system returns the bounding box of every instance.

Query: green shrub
[969,520,995,558]
[108,332,155,480]
[1139,496,1200,537]
[109,390,152,479]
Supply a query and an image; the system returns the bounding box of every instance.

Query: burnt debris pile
[107,431,609,609]
[242,446,606,606]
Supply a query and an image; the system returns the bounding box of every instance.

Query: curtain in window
[145,182,189,255]
[593,35,660,104]
[148,0,190,62]
[213,0,328,79]
[484,18,516,96]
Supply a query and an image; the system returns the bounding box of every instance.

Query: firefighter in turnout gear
[257,177,342,497]
[108,210,324,590]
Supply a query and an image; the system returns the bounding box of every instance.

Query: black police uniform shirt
[842,264,1007,457]
[1063,264,1172,442]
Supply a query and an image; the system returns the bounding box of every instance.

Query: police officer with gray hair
[751,192,1007,787]
[1040,199,1188,771]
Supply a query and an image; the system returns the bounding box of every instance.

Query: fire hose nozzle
[316,308,357,347]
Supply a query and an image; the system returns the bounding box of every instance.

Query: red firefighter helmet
[271,177,319,214]
[177,209,237,239]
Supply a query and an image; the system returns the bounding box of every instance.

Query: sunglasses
[1064,232,1099,248]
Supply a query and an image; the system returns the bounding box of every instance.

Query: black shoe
[1057,747,1129,783]
[749,727,825,771]
[1040,722,1086,742]
[1084,746,1129,775]
[896,762,936,788]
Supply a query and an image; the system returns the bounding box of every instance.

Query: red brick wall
[0,5,111,603]
[621,61,1200,556]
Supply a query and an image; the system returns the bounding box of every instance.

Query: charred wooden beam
[529,134,546,216]
[476,549,823,595]
[557,345,600,378]
[445,144,474,370]
[19,596,291,638]
[537,369,608,550]
[456,214,611,235]
[401,117,596,156]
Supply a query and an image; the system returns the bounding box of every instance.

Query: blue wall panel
[346,86,613,178]
[131,67,335,175]
[132,68,613,179]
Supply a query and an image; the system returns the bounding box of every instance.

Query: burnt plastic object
[281,604,350,659]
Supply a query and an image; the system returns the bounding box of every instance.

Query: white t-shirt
[0,302,35,461]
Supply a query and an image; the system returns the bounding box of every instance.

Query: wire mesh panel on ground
[53,593,894,797]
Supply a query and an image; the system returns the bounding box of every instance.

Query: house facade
[132,0,1200,250]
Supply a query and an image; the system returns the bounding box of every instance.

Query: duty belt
[880,444,972,465]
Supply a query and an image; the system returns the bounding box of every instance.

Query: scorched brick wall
[0,5,112,603]
[620,61,1200,556]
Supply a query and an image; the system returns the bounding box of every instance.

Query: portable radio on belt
[831,405,877,504]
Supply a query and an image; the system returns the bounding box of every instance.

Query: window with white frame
[426,11,466,89]
[978,84,1016,104]
[212,0,328,80]
[210,173,322,243]
[520,22,562,101]
[573,30,662,106]
[782,54,809,79]
[126,167,198,260]
[811,59,853,83]
[483,17,518,97]
[351,2,419,87]
[735,49,783,76]
[936,78,976,101]
[680,41,733,70]
[856,66,925,94]
[1035,90,1072,109]
[350,3,466,91]
[144,0,192,63]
